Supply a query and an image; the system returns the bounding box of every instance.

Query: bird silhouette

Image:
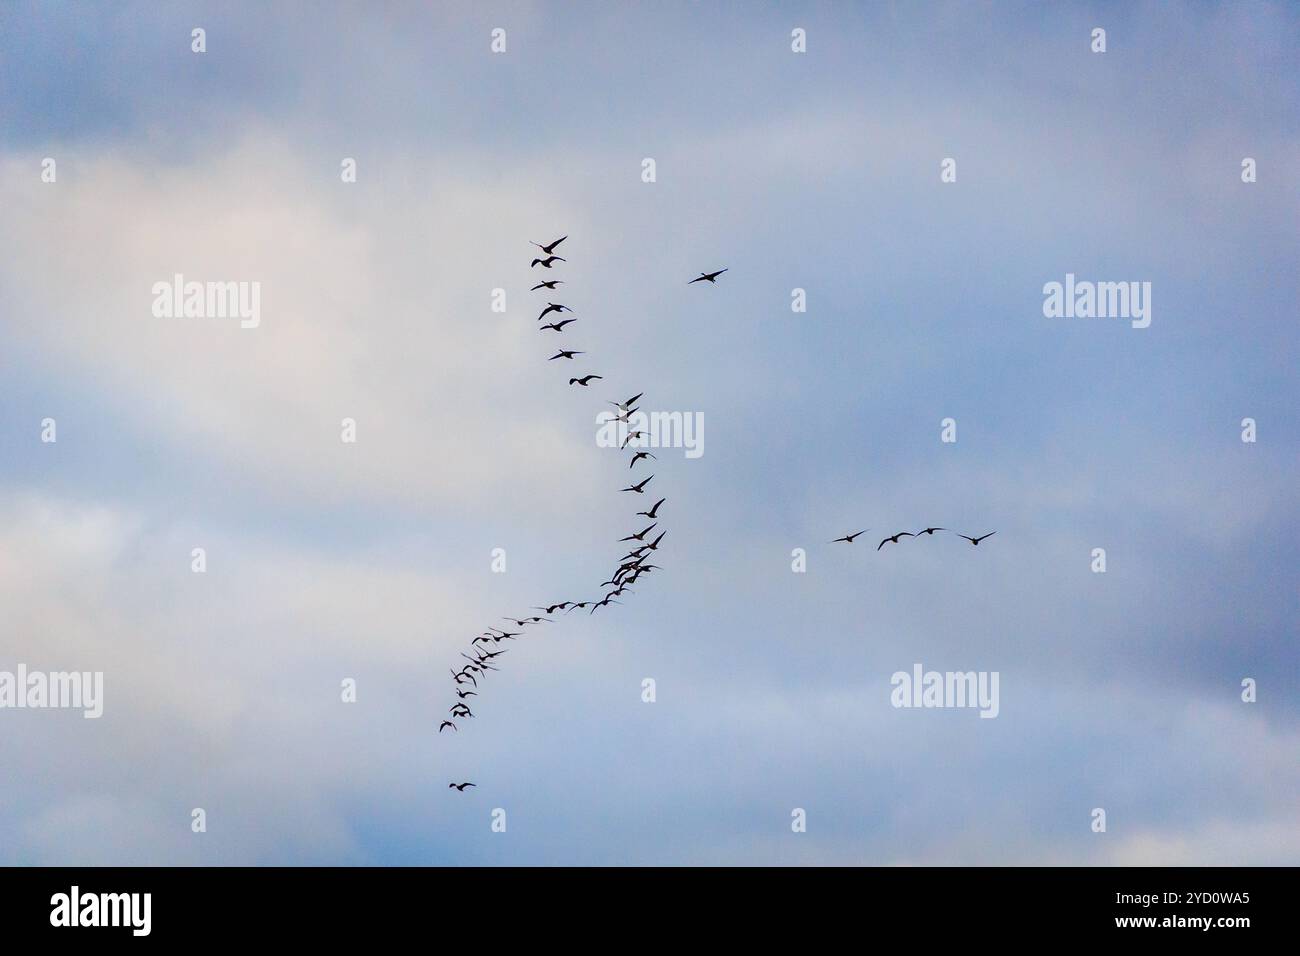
[621,475,653,494]
[537,303,572,321]
[877,532,915,550]
[915,527,947,536]
[532,236,567,255]
[569,374,603,386]
[689,269,728,284]
[530,279,563,291]
[448,782,476,791]
[628,451,657,468]
[439,721,457,733]
[540,318,577,332]
[958,532,997,546]
[531,255,566,269]
[619,522,657,542]
[832,529,870,543]
[637,497,665,518]
[548,349,584,361]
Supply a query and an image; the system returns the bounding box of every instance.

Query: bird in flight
[689,269,728,284]
[569,374,603,386]
[540,318,577,332]
[537,303,572,321]
[628,451,657,468]
[532,236,567,255]
[448,782,476,791]
[619,522,657,542]
[455,689,477,699]
[958,532,997,546]
[439,721,457,733]
[915,527,946,536]
[450,704,473,718]
[621,475,653,494]
[637,497,666,518]
[534,602,572,615]
[548,349,584,361]
[531,255,566,269]
[504,616,549,626]
[530,279,563,291]
[877,532,915,550]
[620,430,646,448]
[832,529,870,544]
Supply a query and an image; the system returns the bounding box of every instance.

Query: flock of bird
[444,238,724,792]
[831,528,997,549]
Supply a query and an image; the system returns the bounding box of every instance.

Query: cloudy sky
[1,1,1297,865]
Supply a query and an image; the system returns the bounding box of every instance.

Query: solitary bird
[877,532,915,550]
[530,279,564,291]
[448,782,476,791]
[832,529,870,544]
[570,374,603,386]
[439,721,457,733]
[629,451,657,468]
[916,527,947,536]
[537,303,572,321]
[532,236,567,255]
[958,532,997,546]
[540,318,577,332]
[621,475,653,494]
[689,268,728,284]
[548,349,584,361]
[531,255,566,269]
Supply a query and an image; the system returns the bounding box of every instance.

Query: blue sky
[0,1,1297,864]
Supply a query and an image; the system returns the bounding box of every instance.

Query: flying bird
[531,255,566,269]
[540,318,577,332]
[504,616,549,626]
[637,497,666,518]
[537,303,572,321]
[832,529,870,544]
[439,721,457,733]
[958,532,997,546]
[629,451,657,468]
[877,532,915,550]
[530,280,564,291]
[621,475,653,494]
[532,236,567,255]
[689,269,728,284]
[548,350,584,361]
[534,603,572,615]
[620,430,646,448]
[569,374,603,386]
[619,522,657,542]
[448,782,476,791]
[915,527,947,536]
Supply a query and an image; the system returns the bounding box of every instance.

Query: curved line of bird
[444,238,726,792]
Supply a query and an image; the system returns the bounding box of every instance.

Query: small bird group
[832,527,997,550]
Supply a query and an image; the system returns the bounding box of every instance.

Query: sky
[0,1,1297,865]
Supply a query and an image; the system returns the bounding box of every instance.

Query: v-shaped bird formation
[443,235,683,791]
